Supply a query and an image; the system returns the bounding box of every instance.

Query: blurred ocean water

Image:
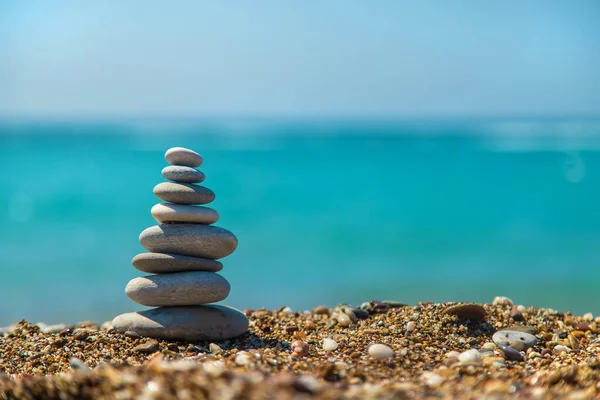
[1,119,600,325]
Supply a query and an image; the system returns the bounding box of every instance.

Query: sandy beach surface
[1,300,599,399]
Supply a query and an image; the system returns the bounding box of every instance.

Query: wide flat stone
[492,329,538,350]
[153,182,215,205]
[162,166,205,184]
[112,305,248,341]
[165,147,203,168]
[139,224,237,259]
[125,271,230,306]
[132,252,223,273]
[151,203,219,224]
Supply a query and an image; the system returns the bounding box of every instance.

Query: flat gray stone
[112,305,248,341]
[165,147,203,168]
[162,166,205,184]
[151,203,219,225]
[132,252,223,274]
[154,182,215,205]
[139,224,237,259]
[492,329,538,350]
[125,271,230,306]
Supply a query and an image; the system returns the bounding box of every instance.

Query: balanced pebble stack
[113,147,248,341]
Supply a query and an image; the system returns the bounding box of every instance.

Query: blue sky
[1,1,599,118]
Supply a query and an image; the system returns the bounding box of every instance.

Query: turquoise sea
[1,119,600,325]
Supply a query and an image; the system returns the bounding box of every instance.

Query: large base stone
[112,305,248,341]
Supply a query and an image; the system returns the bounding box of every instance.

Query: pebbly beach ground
[1,299,599,400]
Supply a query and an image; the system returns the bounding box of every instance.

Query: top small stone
[165,147,203,168]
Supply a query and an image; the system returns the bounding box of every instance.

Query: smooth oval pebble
[161,166,205,183]
[492,330,538,350]
[112,305,248,341]
[368,344,395,360]
[132,252,223,274]
[458,349,482,364]
[154,182,215,205]
[443,303,487,321]
[151,203,219,224]
[323,338,338,352]
[165,147,203,167]
[140,224,237,259]
[497,344,523,361]
[125,271,230,306]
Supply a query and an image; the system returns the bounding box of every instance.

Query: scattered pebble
[482,342,497,351]
[124,330,141,339]
[281,306,294,314]
[368,344,395,360]
[133,340,160,354]
[322,338,338,352]
[509,307,524,321]
[352,308,370,319]
[38,323,69,334]
[492,329,537,350]
[382,300,407,308]
[209,343,222,354]
[336,313,352,327]
[406,321,416,332]
[234,352,252,366]
[69,357,91,372]
[72,329,89,341]
[342,307,358,323]
[492,296,514,306]
[497,344,523,361]
[553,345,572,355]
[313,305,329,315]
[458,349,481,364]
[421,371,443,387]
[100,321,113,330]
[291,340,309,357]
[443,303,486,321]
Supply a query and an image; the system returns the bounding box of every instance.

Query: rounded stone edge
[112,305,249,341]
[131,252,224,273]
[152,182,216,205]
[150,203,219,225]
[165,147,203,168]
[161,166,206,184]
[124,272,231,307]
[138,224,238,260]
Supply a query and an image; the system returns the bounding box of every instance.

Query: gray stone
[153,182,215,205]
[125,271,230,307]
[165,147,203,168]
[492,329,538,350]
[139,224,237,259]
[151,203,219,225]
[132,252,223,274]
[112,305,249,341]
[497,344,524,361]
[162,166,205,184]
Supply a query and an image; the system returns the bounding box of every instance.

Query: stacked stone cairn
[113,147,248,341]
